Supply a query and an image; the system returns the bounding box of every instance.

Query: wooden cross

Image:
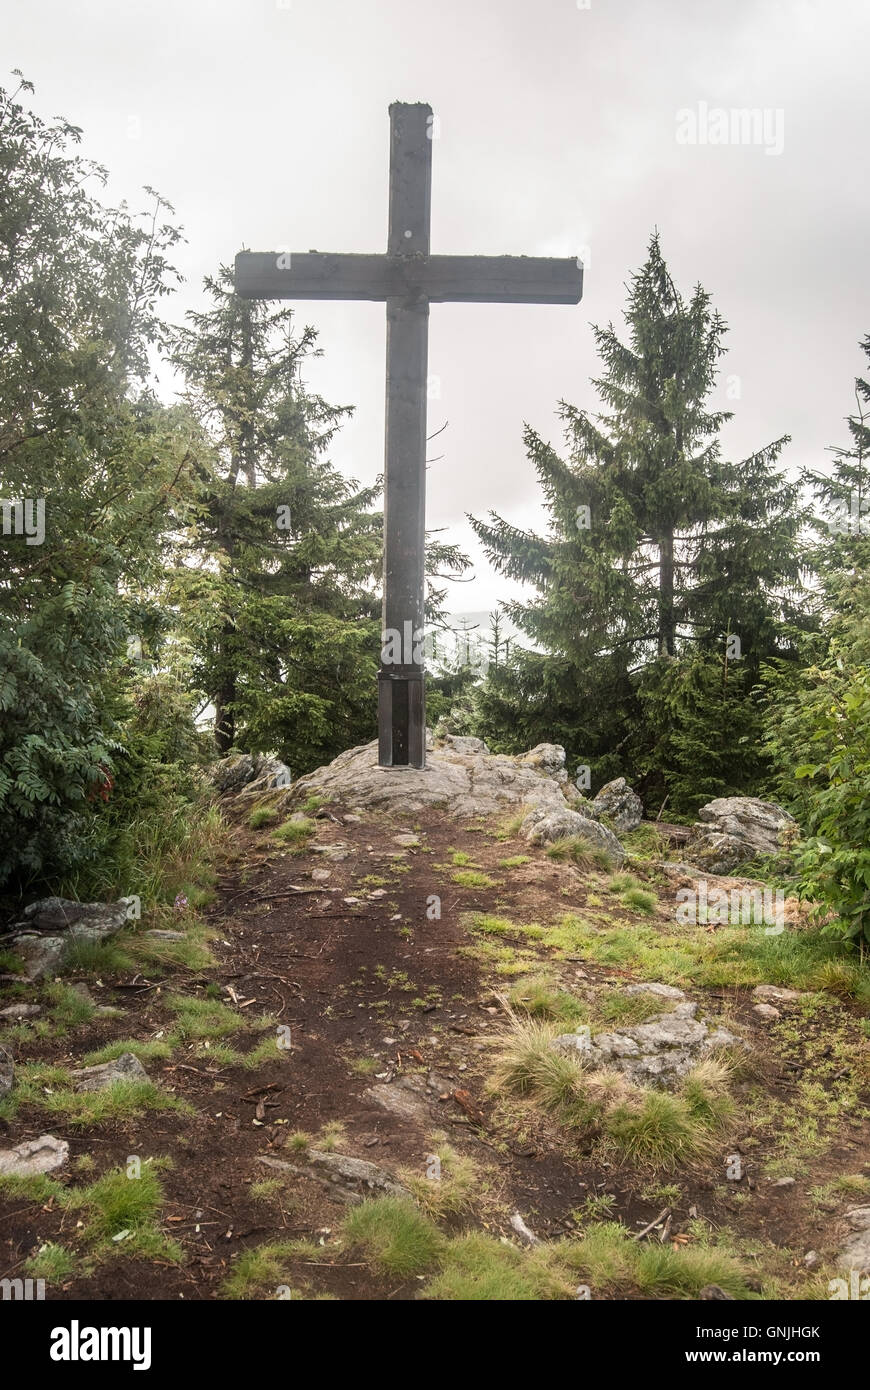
[235,102,582,769]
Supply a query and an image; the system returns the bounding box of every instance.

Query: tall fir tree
[170,269,383,773]
[469,234,806,813]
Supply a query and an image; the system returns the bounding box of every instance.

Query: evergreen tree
[170,270,383,773]
[469,234,806,812]
[0,74,197,886]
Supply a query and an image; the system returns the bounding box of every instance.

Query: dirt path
[1,796,868,1300]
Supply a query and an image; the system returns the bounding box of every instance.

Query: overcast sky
[6,0,869,615]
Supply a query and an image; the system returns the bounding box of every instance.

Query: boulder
[551,1000,744,1088]
[521,806,625,867]
[0,1134,68,1178]
[286,737,576,820]
[5,934,67,981]
[591,777,644,834]
[688,797,796,874]
[3,896,131,981]
[70,1051,148,1092]
[513,743,569,783]
[210,753,292,795]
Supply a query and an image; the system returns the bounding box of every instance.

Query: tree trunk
[659,529,675,656]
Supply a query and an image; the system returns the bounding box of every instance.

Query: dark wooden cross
[235,102,582,769]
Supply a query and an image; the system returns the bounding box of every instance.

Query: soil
[1,796,868,1300]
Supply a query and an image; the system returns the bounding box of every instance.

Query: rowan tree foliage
[0,74,199,887]
[469,234,806,813]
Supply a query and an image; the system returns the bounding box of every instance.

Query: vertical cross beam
[378,102,432,769]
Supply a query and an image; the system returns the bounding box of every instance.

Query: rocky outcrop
[210,753,292,796]
[285,734,627,875]
[688,797,796,874]
[2,897,132,982]
[551,996,744,1088]
[591,777,644,834]
[521,806,625,867]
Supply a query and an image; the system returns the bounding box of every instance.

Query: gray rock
[144,930,186,941]
[522,806,625,867]
[592,777,644,834]
[210,753,292,795]
[70,1051,148,1092]
[513,743,569,783]
[551,1001,745,1087]
[753,984,804,1003]
[312,843,353,862]
[689,797,797,874]
[258,1149,409,1203]
[5,896,131,980]
[771,1177,795,1188]
[0,1134,68,1177]
[285,737,579,820]
[0,1003,42,1019]
[0,1045,13,1098]
[838,1208,870,1276]
[624,982,686,1000]
[438,734,490,756]
[699,1284,736,1300]
[364,1076,432,1123]
[16,897,130,939]
[6,934,67,981]
[753,1003,781,1020]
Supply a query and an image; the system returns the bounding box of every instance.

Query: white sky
[5,0,869,613]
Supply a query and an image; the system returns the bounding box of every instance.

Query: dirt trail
[1,797,868,1300]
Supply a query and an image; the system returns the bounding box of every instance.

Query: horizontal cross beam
[234,250,583,305]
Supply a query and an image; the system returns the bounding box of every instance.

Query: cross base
[377,670,426,769]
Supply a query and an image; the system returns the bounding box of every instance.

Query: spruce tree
[171,269,383,772]
[469,233,805,812]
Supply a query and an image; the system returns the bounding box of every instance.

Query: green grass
[249,804,279,829]
[451,869,498,890]
[620,886,658,915]
[43,980,97,1028]
[0,1060,190,1127]
[490,1019,736,1170]
[508,974,588,1026]
[165,993,244,1041]
[546,837,613,871]
[272,817,317,850]
[66,1163,183,1261]
[82,1037,173,1066]
[343,1197,443,1277]
[24,1242,79,1282]
[498,855,531,869]
[401,1143,480,1218]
